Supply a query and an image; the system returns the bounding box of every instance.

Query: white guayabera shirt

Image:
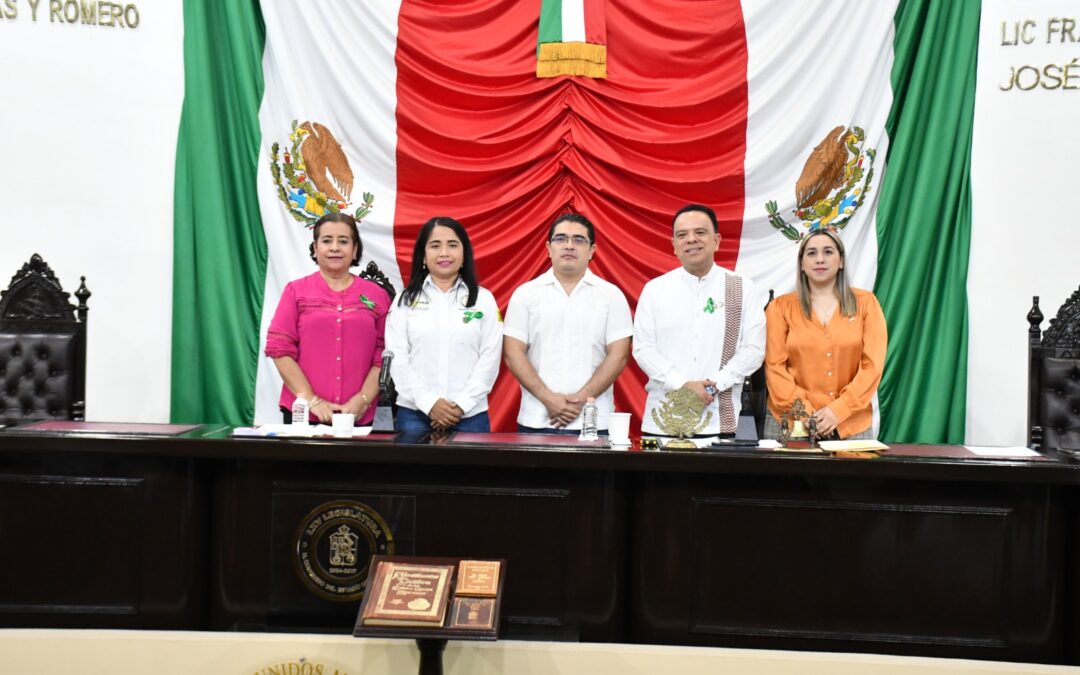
[503,268,633,430]
[634,264,766,435]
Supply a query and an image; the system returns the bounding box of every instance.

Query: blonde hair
[796,229,857,319]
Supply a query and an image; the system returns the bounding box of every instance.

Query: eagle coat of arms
[270,119,375,227]
[765,125,877,241]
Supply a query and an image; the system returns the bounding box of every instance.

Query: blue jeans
[397,407,490,434]
[516,424,608,436]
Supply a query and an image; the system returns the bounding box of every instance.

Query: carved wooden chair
[359,260,397,304]
[0,254,90,425]
[1027,287,1080,451]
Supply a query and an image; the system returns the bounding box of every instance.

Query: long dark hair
[399,216,480,308]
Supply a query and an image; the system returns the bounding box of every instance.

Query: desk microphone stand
[372,385,395,433]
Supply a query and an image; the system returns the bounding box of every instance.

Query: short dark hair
[309,212,362,266]
[547,213,595,244]
[672,204,719,233]
[399,216,480,308]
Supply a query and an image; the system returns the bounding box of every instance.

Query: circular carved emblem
[293,500,394,602]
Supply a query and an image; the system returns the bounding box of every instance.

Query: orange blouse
[764,288,887,438]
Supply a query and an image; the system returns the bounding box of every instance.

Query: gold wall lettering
[1046,17,1079,43]
[999,60,1080,91]
[1000,19,1039,45]
[998,17,1080,93]
[0,0,140,28]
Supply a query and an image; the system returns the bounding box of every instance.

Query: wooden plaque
[360,561,454,627]
[455,559,501,597]
[447,597,496,630]
[354,555,507,641]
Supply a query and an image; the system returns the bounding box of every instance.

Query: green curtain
[171,1,267,424]
[875,0,979,443]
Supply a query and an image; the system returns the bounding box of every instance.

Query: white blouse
[385,276,502,418]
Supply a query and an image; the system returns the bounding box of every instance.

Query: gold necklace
[811,295,837,324]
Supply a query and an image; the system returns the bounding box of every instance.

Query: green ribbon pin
[704,297,716,314]
[360,294,376,310]
[463,310,484,324]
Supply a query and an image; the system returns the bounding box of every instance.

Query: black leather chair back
[745,289,774,438]
[0,254,90,425]
[1028,288,1080,450]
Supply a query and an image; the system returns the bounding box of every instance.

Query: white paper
[965,446,1040,458]
[232,424,372,438]
[818,440,889,452]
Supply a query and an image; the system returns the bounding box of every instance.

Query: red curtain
[394,0,748,432]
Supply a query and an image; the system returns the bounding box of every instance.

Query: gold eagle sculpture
[298,121,354,205]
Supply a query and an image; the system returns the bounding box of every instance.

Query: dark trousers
[397,407,491,434]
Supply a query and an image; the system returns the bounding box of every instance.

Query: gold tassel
[536,60,607,78]
[536,42,607,79]
[538,41,606,64]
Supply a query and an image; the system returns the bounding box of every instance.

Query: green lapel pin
[360,294,376,310]
[704,297,716,314]
[463,310,484,324]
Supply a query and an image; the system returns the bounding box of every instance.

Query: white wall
[968,0,1080,445]
[0,1,184,422]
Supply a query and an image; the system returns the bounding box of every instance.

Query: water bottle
[579,397,599,441]
[291,396,310,426]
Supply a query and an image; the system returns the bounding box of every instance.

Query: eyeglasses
[549,234,592,246]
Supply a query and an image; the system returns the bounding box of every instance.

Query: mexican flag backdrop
[173,0,976,442]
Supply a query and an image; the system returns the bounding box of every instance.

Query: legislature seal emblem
[293,500,394,601]
[765,125,876,241]
[270,119,375,227]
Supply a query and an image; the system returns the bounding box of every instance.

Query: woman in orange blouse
[765,229,887,439]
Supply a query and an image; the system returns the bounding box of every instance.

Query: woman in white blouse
[386,217,502,433]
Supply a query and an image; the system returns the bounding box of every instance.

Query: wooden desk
[1,427,1077,664]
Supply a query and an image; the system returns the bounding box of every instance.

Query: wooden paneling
[0,431,1077,663]
[212,461,626,641]
[0,452,207,629]
[631,474,1063,663]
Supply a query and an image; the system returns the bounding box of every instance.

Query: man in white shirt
[634,204,765,436]
[503,214,633,433]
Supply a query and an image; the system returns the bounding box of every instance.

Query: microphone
[378,350,394,393]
